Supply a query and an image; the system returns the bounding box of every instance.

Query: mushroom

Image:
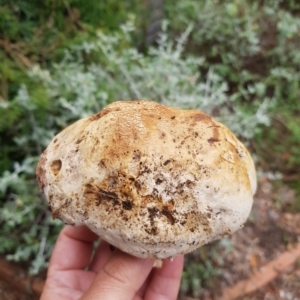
[36,100,256,259]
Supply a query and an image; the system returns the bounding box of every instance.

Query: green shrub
[0,20,272,274]
[165,0,300,105]
[180,238,232,297]
[165,0,300,172]
[2,0,299,284]
[181,260,219,297]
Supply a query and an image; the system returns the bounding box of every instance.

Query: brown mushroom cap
[36,100,256,259]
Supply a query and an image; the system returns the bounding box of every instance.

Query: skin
[41,226,184,300]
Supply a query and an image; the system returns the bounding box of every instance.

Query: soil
[0,281,33,300]
[240,268,300,300]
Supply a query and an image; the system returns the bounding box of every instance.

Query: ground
[179,175,300,299]
[0,281,33,300]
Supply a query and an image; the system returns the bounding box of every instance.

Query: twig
[28,110,42,156]
[38,237,47,258]
[282,174,300,182]
[271,114,288,128]
[222,243,300,300]
[119,64,142,99]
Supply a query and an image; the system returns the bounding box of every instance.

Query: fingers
[80,250,154,300]
[41,226,99,300]
[46,225,183,300]
[88,240,113,273]
[134,269,154,299]
[49,225,98,272]
[144,255,184,300]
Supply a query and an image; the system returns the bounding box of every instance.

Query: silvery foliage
[0,153,61,274]
[30,19,271,139]
[0,20,271,274]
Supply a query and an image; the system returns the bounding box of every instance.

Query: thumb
[80,249,154,300]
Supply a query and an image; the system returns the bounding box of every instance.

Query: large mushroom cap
[36,100,256,259]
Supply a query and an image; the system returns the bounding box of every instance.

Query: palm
[44,269,95,300]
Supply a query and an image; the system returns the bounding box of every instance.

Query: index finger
[49,225,99,272]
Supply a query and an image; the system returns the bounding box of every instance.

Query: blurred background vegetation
[0,0,299,298]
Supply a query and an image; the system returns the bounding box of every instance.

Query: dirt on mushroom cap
[36,100,256,259]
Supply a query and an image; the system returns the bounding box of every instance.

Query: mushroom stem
[153,259,163,268]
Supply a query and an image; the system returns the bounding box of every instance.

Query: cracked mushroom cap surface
[36,100,256,259]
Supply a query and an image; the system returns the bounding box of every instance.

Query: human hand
[41,226,184,300]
